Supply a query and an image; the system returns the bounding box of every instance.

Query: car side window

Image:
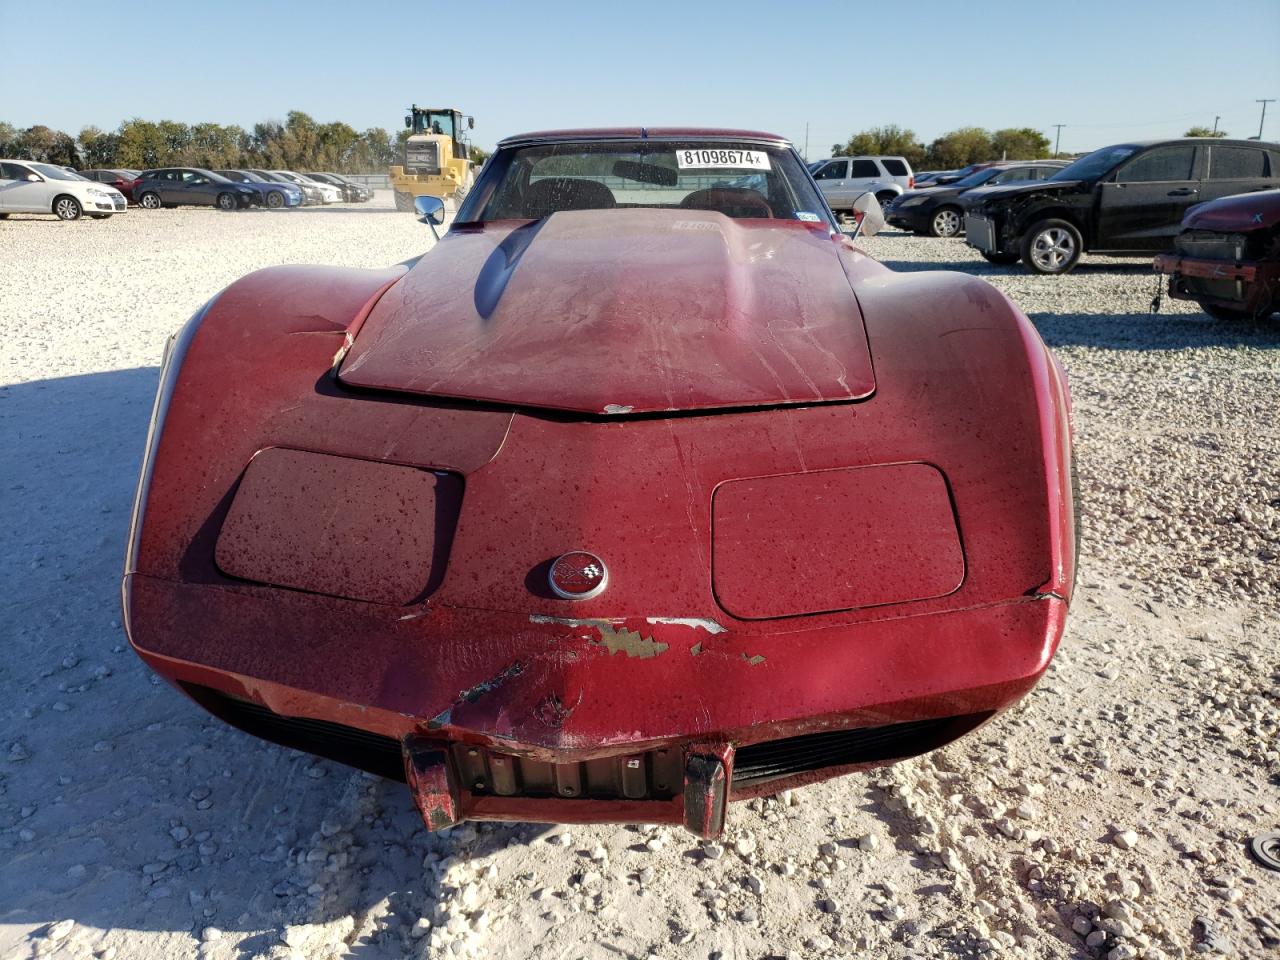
[4,162,33,179]
[182,171,208,184]
[1209,146,1267,180]
[881,158,908,176]
[813,161,846,180]
[992,168,1034,184]
[1115,146,1196,183]
[849,159,880,178]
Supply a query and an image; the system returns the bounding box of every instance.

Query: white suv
[809,156,914,216]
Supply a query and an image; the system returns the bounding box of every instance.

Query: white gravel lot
[1,195,1277,960]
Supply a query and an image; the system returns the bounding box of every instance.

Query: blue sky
[4,0,1278,156]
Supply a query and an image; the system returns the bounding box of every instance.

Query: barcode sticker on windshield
[675,149,771,170]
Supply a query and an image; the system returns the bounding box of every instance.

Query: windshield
[466,140,831,225]
[412,111,456,138]
[1050,145,1139,181]
[952,167,1002,189]
[30,163,86,181]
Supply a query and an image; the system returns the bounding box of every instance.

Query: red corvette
[124,128,1075,838]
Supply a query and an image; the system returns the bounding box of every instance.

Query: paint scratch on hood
[645,616,727,634]
[530,614,623,628]
[594,625,668,659]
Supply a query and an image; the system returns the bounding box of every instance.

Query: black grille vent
[184,684,990,796]
[182,684,406,781]
[405,141,441,176]
[1175,231,1248,262]
[733,714,989,787]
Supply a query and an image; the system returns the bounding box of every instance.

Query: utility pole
[1258,100,1276,140]
[1212,115,1220,134]
[1051,124,1066,157]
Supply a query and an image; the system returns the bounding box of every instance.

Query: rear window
[881,158,909,176]
[1209,146,1268,180]
[1116,146,1196,183]
[849,159,880,178]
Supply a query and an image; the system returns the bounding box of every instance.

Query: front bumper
[1154,251,1279,316]
[885,204,931,232]
[90,195,127,212]
[126,572,1065,836]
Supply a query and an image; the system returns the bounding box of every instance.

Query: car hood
[894,187,952,204]
[1183,188,1280,232]
[338,209,876,415]
[966,179,1082,203]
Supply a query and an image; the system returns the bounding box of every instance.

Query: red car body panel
[340,211,876,414]
[87,171,139,202]
[124,135,1074,836]
[1181,187,1280,232]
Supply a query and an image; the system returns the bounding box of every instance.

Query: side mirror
[26,173,41,182]
[414,195,447,239]
[468,117,475,130]
[848,191,885,239]
[405,116,412,128]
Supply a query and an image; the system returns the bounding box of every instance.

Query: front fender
[123,264,409,591]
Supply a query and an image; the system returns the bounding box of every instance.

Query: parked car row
[0,162,375,219]
[886,160,1068,237]
[120,167,373,210]
[806,138,1280,282]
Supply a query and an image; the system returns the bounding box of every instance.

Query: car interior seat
[679,187,774,219]
[522,178,617,218]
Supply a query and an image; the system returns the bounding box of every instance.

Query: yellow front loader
[389,105,475,212]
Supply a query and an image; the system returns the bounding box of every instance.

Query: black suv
[962,138,1280,274]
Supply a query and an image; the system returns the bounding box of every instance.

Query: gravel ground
[1,197,1277,960]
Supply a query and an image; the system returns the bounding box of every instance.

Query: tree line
[0,111,489,172]
[830,125,1054,169]
[832,124,1232,169]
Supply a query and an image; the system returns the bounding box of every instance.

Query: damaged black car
[962,138,1280,274]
